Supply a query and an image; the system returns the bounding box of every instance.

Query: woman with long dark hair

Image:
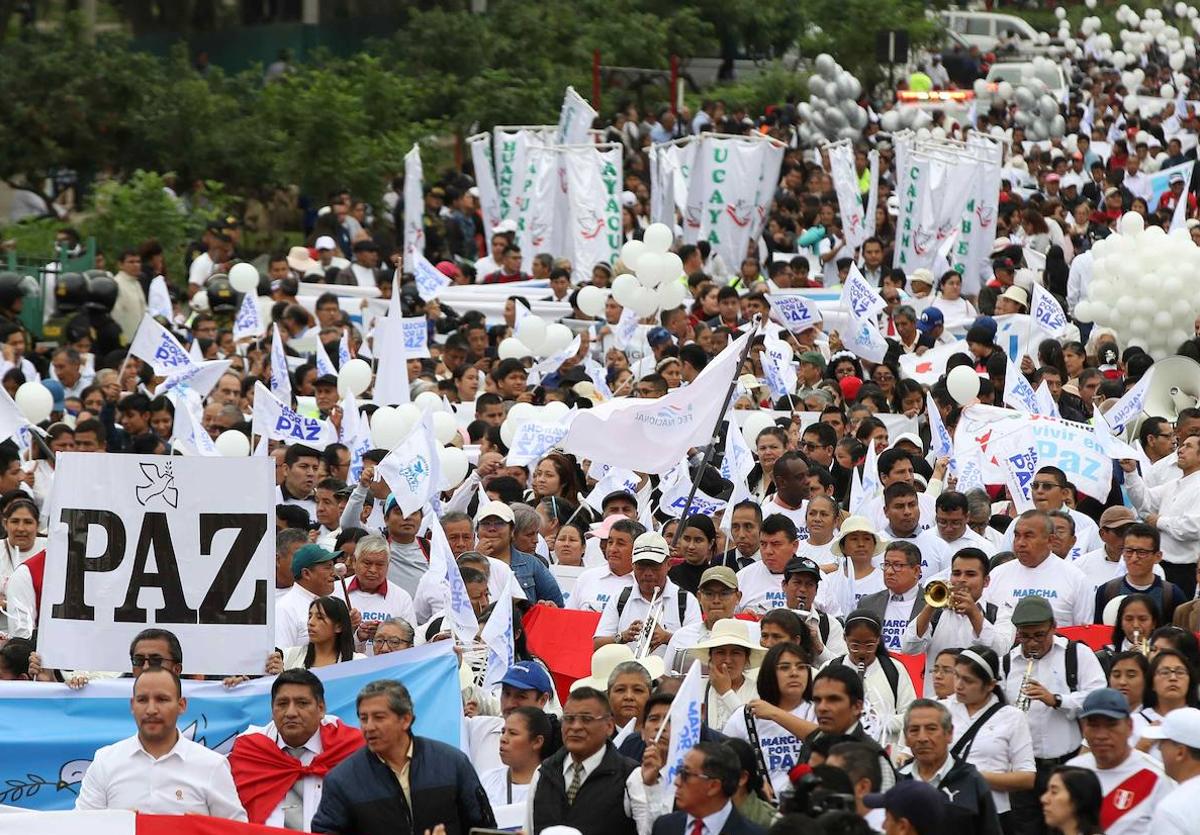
[748,425,788,501]
[1143,648,1200,732]
[282,596,362,670]
[1041,766,1104,835]
[668,514,718,593]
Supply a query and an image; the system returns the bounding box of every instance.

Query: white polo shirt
[347,577,416,626]
[568,564,635,613]
[594,579,701,659]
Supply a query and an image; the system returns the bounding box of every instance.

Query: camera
[779,764,858,818]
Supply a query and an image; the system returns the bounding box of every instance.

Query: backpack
[616,586,688,627]
[833,653,901,703]
[1003,639,1080,692]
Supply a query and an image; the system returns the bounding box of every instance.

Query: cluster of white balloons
[498,318,576,362]
[1075,212,1200,361]
[1011,82,1066,141]
[879,106,936,134]
[499,400,573,447]
[370,393,469,490]
[1103,5,1196,72]
[602,222,688,318]
[797,54,867,146]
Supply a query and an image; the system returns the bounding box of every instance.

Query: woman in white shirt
[0,497,43,596]
[930,271,978,331]
[944,646,1036,828]
[1138,648,1199,758]
[480,706,551,814]
[722,641,819,796]
[278,596,366,670]
[1108,650,1155,743]
[822,611,918,747]
[691,619,764,731]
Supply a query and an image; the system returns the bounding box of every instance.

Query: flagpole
[669,319,761,548]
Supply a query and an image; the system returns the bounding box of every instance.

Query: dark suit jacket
[858,585,924,624]
[650,807,766,835]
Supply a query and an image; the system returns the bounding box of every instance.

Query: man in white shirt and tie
[228,669,365,830]
[1123,435,1200,600]
[75,666,247,819]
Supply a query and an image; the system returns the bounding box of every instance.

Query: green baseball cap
[292,543,337,580]
[1011,595,1054,626]
[799,351,826,370]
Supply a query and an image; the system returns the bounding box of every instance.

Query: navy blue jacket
[651,808,766,835]
[311,735,494,835]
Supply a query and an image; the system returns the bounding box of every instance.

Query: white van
[939,10,1041,52]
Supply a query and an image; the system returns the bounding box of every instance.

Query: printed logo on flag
[394,454,431,493]
[636,402,695,429]
[154,335,192,369]
[402,321,426,351]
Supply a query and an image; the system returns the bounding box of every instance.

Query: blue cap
[970,315,997,338]
[1080,687,1131,720]
[647,327,672,347]
[41,379,65,412]
[291,543,336,579]
[916,307,944,333]
[864,781,945,834]
[498,661,553,694]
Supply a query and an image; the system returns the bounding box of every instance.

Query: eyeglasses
[882,561,912,572]
[477,519,508,530]
[1155,667,1189,679]
[561,714,610,726]
[1122,548,1158,559]
[675,769,715,782]
[373,637,412,649]
[801,441,828,451]
[1016,630,1051,643]
[1030,480,1063,491]
[699,588,738,599]
[131,654,172,669]
[847,640,878,651]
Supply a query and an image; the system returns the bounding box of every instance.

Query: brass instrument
[1016,652,1037,711]
[632,586,665,659]
[1133,628,1151,657]
[924,580,951,609]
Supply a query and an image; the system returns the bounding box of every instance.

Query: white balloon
[500,417,518,448]
[371,407,405,449]
[808,76,827,102]
[1119,212,1145,236]
[657,280,688,310]
[620,239,646,271]
[947,366,981,406]
[612,273,640,308]
[541,323,574,356]
[415,390,445,413]
[508,402,536,425]
[1085,0,1096,10]
[229,262,260,294]
[997,82,1014,101]
[629,287,659,318]
[1056,6,1067,20]
[741,412,776,449]
[498,337,531,360]
[880,110,901,132]
[1074,301,1095,322]
[432,410,458,445]
[543,400,570,421]
[437,446,469,491]
[515,315,547,353]
[215,430,250,457]
[191,290,209,312]
[337,358,372,396]
[642,223,674,253]
[577,285,608,318]
[15,382,51,424]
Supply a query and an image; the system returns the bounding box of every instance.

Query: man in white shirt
[878,483,951,577]
[735,513,802,615]
[997,466,1101,560]
[1067,688,1175,835]
[761,453,810,539]
[857,542,924,652]
[1123,434,1200,600]
[346,535,415,649]
[570,518,641,613]
[276,544,360,649]
[75,667,247,819]
[1142,408,1200,488]
[863,449,937,533]
[1144,707,1200,835]
[276,445,320,523]
[593,532,701,660]
[933,492,996,557]
[986,511,1094,627]
[664,566,743,673]
[227,669,364,830]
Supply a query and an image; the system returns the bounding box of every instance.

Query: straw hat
[570,643,664,692]
[831,515,886,558]
[689,619,767,667]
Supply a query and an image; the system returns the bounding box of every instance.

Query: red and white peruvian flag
[0,810,291,835]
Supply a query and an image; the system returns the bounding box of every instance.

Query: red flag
[523,606,601,700]
[892,652,926,698]
[1059,624,1112,653]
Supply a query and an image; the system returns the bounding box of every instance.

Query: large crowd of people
[5,7,1200,835]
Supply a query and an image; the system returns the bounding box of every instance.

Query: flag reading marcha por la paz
[37,453,276,676]
[0,645,460,811]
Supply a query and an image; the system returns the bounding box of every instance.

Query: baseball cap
[314,235,337,251]
[1079,687,1131,720]
[1011,595,1054,626]
[917,307,944,333]
[909,268,935,287]
[314,373,338,388]
[1171,171,1186,184]
[647,327,672,347]
[1099,506,1135,530]
[601,490,639,511]
[475,500,516,526]
[799,351,827,370]
[864,781,945,834]
[783,557,822,581]
[292,543,337,579]
[40,379,65,412]
[1139,706,1200,746]
[435,261,461,279]
[699,566,738,590]
[498,661,553,694]
[587,513,626,540]
[632,531,670,564]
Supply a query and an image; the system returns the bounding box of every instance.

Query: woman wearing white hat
[689,619,766,730]
[820,516,887,616]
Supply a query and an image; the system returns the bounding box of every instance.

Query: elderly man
[572,518,643,613]
[76,667,246,818]
[347,534,416,650]
[984,510,1093,627]
[228,669,364,829]
[313,680,493,835]
[858,542,925,652]
[664,566,742,673]
[650,742,766,835]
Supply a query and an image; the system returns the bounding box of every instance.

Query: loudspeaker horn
[1145,355,1200,422]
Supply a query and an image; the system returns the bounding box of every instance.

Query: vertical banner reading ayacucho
[564,144,624,284]
[38,454,276,675]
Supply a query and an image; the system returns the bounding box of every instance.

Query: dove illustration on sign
[135,462,179,508]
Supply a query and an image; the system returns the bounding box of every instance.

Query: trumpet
[924,580,951,609]
[1016,652,1037,712]
[1133,628,1151,657]
[632,586,665,659]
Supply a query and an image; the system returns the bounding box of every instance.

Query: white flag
[559,329,752,474]
[829,143,868,249]
[1029,283,1068,340]
[494,128,537,223]
[412,250,451,302]
[155,359,232,401]
[376,410,441,516]
[170,397,218,456]
[927,393,953,459]
[863,149,880,240]
[147,275,173,321]
[506,413,575,468]
[469,133,504,235]
[399,317,431,359]
[851,441,880,516]
[844,308,889,364]
[564,145,623,285]
[761,329,797,401]
[314,338,338,379]
[664,661,705,784]
[840,264,886,320]
[1103,367,1155,435]
[719,411,754,534]
[374,287,411,406]
[1034,380,1061,419]
[251,381,339,449]
[767,291,822,333]
[270,323,292,403]
[481,574,515,688]
[403,143,424,264]
[996,433,1039,513]
[0,384,29,446]
[556,85,598,146]
[338,329,352,366]
[429,515,479,644]
[520,143,563,274]
[1002,355,1041,414]
[233,291,264,341]
[1171,161,1195,232]
[894,154,935,271]
[128,314,194,376]
[899,341,969,386]
[340,390,373,484]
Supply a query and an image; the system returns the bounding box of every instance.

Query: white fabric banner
[469,133,504,236]
[170,397,218,457]
[684,137,778,276]
[1002,354,1041,414]
[556,85,598,146]
[376,410,441,517]
[1103,368,1155,436]
[155,359,232,401]
[480,574,515,689]
[829,143,868,249]
[761,328,797,401]
[38,453,275,675]
[403,143,424,264]
[863,149,880,241]
[718,409,754,534]
[270,323,292,403]
[894,154,935,271]
[1030,282,1068,340]
[564,145,623,284]
[665,661,705,784]
[412,251,451,302]
[399,317,431,359]
[128,314,194,376]
[519,143,562,274]
[932,157,978,252]
[373,289,411,406]
[493,128,539,222]
[251,381,339,449]
[952,136,1002,296]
